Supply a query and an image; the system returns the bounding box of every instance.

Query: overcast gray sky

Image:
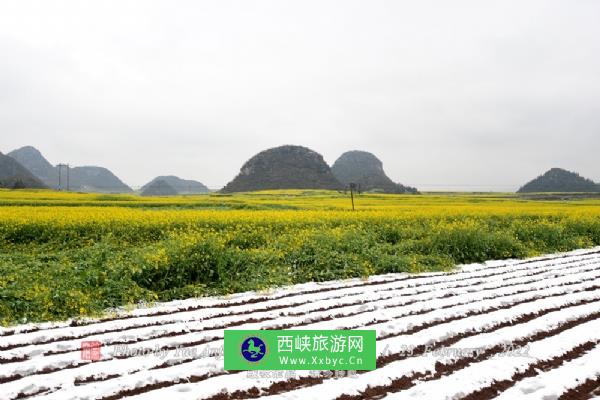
[1,0,599,190]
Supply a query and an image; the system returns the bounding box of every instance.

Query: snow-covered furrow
[5,269,599,400]
[324,278,600,335]
[0,248,599,400]
[2,248,598,342]
[494,343,600,400]
[5,259,598,365]
[4,250,596,353]
[7,286,600,396]
[16,283,600,400]
[379,316,600,399]
[3,257,596,366]
[246,303,600,400]
[118,293,600,400]
[249,306,600,400]
[3,263,599,390]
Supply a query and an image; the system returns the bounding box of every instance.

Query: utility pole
[57,164,70,191]
[349,183,356,211]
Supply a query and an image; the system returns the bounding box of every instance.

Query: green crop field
[1,189,600,326]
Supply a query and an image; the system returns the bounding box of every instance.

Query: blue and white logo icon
[241,336,266,362]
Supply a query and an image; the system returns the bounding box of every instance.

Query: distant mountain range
[3,145,599,195]
[140,179,179,196]
[221,145,343,193]
[141,176,209,194]
[331,150,418,194]
[518,168,600,193]
[3,145,211,195]
[0,151,47,189]
[7,146,132,193]
[221,145,418,194]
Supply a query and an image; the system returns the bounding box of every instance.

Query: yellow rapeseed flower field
[1,189,599,325]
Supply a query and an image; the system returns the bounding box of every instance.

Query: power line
[405,183,517,187]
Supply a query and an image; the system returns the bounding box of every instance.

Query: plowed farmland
[1,248,600,399]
